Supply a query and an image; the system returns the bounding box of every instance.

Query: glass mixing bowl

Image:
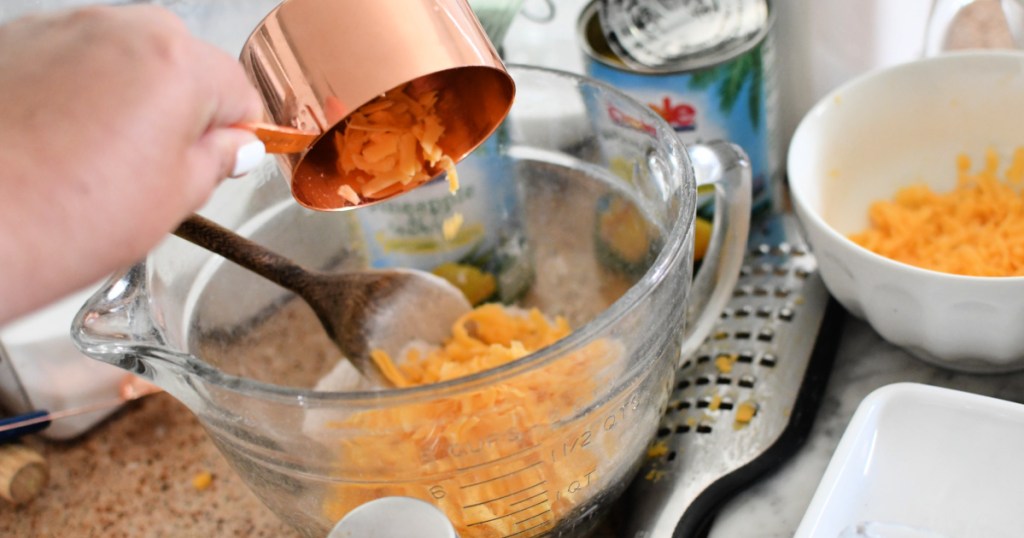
[70,56,749,538]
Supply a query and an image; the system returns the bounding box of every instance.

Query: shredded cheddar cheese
[191,471,213,491]
[321,304,629,536]
[645,469,667,482]
[735,401,757,424]
[849,148,1024,276]
[369,304,571,387]
[333,83,459,206]
[646,440,669,459]
[714,353,736,374]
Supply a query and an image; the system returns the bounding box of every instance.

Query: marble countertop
[708,317,1024,537]
[1,0,1020,536]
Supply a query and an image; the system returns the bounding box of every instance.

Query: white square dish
[795,382,1024,538]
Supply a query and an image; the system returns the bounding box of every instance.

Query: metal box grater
[613,211,846,538]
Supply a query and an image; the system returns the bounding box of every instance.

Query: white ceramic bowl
[796,383,1024,538]
[788,51,1024,373]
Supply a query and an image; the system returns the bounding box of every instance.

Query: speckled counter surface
[0,1,1018,537]
[0,393,295,537]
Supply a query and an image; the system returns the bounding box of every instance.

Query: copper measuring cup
[239,0,516,211]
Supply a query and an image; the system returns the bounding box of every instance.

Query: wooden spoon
[173,214,471,387]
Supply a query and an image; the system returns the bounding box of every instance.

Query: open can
[579,0,779,215]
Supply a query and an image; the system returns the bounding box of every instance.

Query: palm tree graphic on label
[648,44,764,131]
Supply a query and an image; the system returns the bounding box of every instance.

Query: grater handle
[681,141,752,360]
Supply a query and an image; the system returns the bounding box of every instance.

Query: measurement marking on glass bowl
[506,519,555,537]
[466,498,550,527]
[509,490,549,507]
[515,509,554,527]
[461,460,544,489]
[462,482,547,508]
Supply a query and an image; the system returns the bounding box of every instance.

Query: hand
[0,5,264,323]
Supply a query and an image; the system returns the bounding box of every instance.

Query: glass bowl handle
[680,141,752,360]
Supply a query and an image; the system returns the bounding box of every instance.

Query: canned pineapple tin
[355,132,534,305]
[578,0,779,214]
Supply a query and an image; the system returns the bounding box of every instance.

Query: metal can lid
[597,0,771,72]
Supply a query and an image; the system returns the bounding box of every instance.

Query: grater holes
[716,376,732,385]
[779,307,795,321]
[667,451,677,462]
[696,423,713,434]
[738,374,756,388]
[695,375,712,386]
[676,399,692,411]
[737,351,755,363]
[757,328,775,342]
[719,398,735,410]
[676,379,691,390]
[656,426,671,438]
[674,424,690,434]
[759,353,778,367]
[696,396,713,408]
[736,305,753,318]
[734,330,752,340]
[756,305,773,318]
[696,354,712,364]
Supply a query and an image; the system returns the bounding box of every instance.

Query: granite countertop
[0,393,294,536]
[0,1,1019,536]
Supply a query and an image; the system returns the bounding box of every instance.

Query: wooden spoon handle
[173,214,313,293]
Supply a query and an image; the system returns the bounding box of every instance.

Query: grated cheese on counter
[849,148,1024,276]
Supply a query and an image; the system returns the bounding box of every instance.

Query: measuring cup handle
[680,141,751,360]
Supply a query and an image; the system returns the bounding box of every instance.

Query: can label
[356,133,533,304]
[579,1,778,214]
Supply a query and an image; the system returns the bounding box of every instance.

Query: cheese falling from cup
[334,84,460,207]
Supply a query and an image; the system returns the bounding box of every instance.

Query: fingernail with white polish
[231,140,266,178]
